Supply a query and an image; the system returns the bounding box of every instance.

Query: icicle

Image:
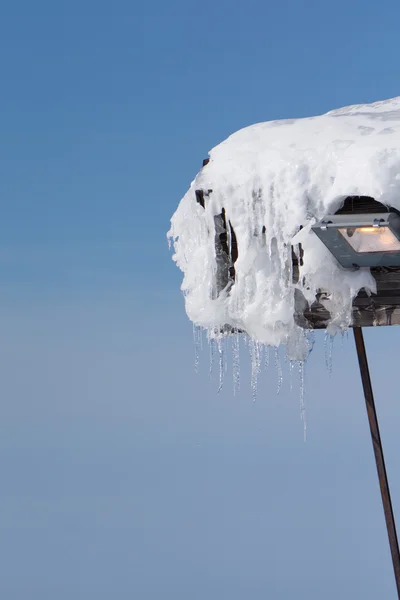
[340,329,349,349]
[298,360,307,441]
[289,360,295,391]
[305,330,315,358]
[217,338,225,392]
[209,336,215,378]
[249,339,261,402]
[265,346,270,370]
[324,331,334,376]
[274,347,283,394]
[193,325,201,373]
[232,332,240,395]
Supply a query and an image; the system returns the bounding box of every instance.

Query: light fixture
[312,211,400,268]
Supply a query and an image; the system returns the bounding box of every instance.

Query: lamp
[312,211,400,268]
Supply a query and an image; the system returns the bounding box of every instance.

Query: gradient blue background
[1,1,400,598]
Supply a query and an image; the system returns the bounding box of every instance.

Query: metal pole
[353,327,400,598]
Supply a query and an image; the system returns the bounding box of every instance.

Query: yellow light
[357,227,380,233]
[338,226,400,253]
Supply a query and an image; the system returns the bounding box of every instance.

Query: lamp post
[353,327,400,598]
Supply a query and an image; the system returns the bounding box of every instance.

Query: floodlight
[312,212,400,268]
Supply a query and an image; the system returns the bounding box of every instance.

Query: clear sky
[1,1,400,598]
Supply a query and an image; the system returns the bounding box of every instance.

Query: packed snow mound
[168,97,400,358]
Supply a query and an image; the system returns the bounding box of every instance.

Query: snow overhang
[169,97,400,349]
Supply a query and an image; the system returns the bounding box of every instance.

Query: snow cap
[169,98,400,358]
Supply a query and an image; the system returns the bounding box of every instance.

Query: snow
[168,97,400,359]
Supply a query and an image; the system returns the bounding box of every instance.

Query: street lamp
[310,198,400,598]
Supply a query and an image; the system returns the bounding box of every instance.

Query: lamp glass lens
[338,226,400,253]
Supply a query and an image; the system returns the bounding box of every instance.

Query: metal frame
[293,266,400,329]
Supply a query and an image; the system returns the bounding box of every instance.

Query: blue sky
[1,1,400,598]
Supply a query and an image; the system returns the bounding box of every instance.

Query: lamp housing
[312,212,400,268]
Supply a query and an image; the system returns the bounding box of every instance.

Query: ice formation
[168,97,400,359]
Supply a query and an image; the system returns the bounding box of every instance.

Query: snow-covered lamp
[312,210,400,268]
[169,98,400,597]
